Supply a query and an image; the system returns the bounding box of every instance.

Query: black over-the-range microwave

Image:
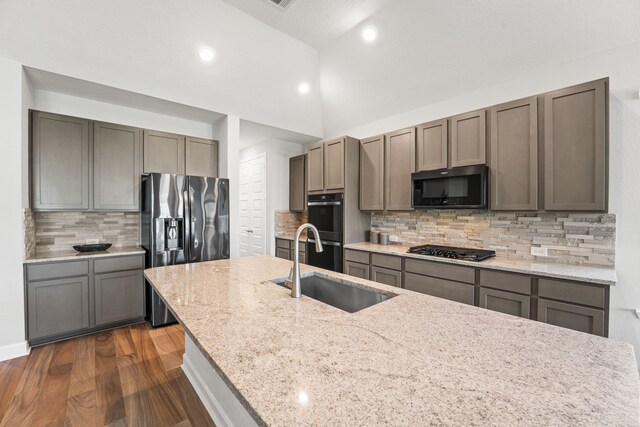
[412,165,488,209]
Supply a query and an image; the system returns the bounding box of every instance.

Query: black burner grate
[407,244,496,261]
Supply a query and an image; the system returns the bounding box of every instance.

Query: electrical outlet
[86,239,99,245]
[531,247,548,257]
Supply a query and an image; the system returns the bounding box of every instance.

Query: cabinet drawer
[345,249,370,265]
[371,266,402,288]
[538,279,605,309]
[276,248,291,261]
[538,299,605,336]
[94,255,144,274]
[405,272,475,305]
[298,251,307,264]
[297,241,306,253]
[479,287,530,318]
[405,259,475,284]
[371,253,402,271]
[479,270,531,295]
[276,239,290,250]
[344,261,370,280]
[27,260,89,281]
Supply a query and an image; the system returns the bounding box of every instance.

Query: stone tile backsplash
[274,210,308,236]
[31,211,140,254]
[371,211,615,267]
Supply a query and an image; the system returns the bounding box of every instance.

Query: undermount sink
[272,273,395,313]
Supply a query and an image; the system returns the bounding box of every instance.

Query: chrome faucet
[287,223,323,298]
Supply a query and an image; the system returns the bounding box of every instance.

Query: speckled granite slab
[144,256,638,426]
[24,246,145,263]
[345,242,618,286]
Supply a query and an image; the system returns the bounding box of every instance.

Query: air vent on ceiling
[263,0,294,11]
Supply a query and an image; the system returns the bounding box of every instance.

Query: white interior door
[239,154,266,257]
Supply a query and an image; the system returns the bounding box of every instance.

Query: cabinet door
[32,112,90,210]
[479,287,530,318]
[27,276,90,340]
[95,270,144,326]
[289,154,307,212]
[276,248,291,260]
[544,79,607,211]
[416,119,448,171]
[405,272,475,305]
[371,266,402,288]
[324,138,345,190]
[384,127,416,211]
[143,130,186,174]
[450,109,486,167]
[344,261,370,280]
[93,122,141,211]
[298,251,307,264]
[538,299,605,336]
[307,142,324,192]
[186,137,218,177]
[359,135,385,211]
[490,98,538,210]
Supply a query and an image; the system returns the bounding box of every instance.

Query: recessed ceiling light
[298,82,311,95]
[361,27,378,43]
[199,47,215,62]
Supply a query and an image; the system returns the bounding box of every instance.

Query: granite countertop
[144,256,638,426]
[24,246,145,264]
[274,233,307,242]
[345,242,618,286]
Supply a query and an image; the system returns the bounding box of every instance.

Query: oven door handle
[307,201,342,206]
[308,239,341,247]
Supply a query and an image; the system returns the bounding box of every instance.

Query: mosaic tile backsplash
[30,210,140,254]
[371,211,615,267]
[274,210,308,236]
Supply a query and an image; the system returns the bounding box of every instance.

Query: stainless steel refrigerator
[141,173,230,327]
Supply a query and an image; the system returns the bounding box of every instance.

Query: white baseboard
[0,340,30,362]
[182,335,258,427]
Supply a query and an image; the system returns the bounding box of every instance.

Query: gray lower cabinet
[489,97,538,210]
[276,248,291,261]
[186,136,218,177]
[25,255,145,345]
[405,272,475,305]
[93,122,141,211]
[479,287,530,318]
[543,79,607,211]
[32,111,90,210]
[27,276,90,340]
[371,266,401,287]
[538,299,605,336]
[143,129,186,174]
[345,261,370,280]
[95,270,144,326]
[289,154,307,212]
[275,238,305,264]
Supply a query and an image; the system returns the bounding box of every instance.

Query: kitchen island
[144,256,639,426]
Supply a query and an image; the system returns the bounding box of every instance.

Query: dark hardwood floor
[0,324,214,427]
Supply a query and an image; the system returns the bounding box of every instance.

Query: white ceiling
[239,119,319,150]
[219,0,393,49]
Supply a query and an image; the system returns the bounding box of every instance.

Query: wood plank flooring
[0,324,214,427]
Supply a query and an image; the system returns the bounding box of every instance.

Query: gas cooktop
[407,244,496,262]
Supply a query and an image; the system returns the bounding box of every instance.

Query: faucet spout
[287,223,323,298]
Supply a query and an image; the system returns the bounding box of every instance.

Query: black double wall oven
[307,193,343,272]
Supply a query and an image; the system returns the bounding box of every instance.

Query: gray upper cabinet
[94,270,144,326]
[289,154,307,212]
[32,112,90,210]
[384,127,416,211]
[93,122,141,211]
[324,138,345,190]
[143,129,186,175]
[307,142,324,192]
[416,119,448,172]
[450,109,486,167]
[359,135,385,211]
[185,136,218,177]
[490,97,538,210]
[543,79,607,211]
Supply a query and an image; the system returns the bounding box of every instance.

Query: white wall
[217,116,241,258]
[327,42,640,363]
[0,0,323,138]
[240,140,305,256]
[0,58,29,361]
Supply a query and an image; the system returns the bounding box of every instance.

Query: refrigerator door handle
[184,190,192,261]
